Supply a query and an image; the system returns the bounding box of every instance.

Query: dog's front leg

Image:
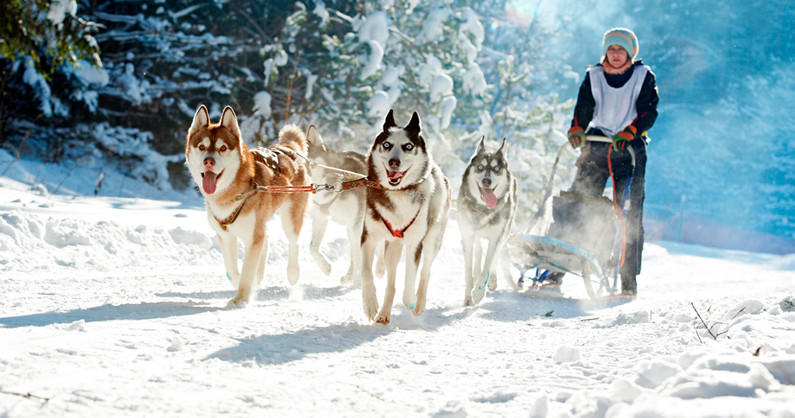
[255,238,269,286]
[414,237,443,316]
[360,234,379,321]
[461,232,475,306]
[344,220,364,285]
[401,244,421,312]
[309,208,332,276]
[471,238,500,305]
[227,230,266,308]
[281,202,303,286]
[498,244,518,290]
[217,232,240,288]
[376,241,403,324]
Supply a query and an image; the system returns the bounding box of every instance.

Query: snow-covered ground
[1,155,794,417]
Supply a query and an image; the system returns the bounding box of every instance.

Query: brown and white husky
[185,105,310,307]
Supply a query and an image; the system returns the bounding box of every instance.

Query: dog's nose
[204,157,215,169]
[388,159,400,169]
[481,178,492,188]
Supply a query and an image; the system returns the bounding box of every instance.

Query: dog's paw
[411,296,427,316]
[470,284,486,305]
[402,293,417,311]
[340,271,354,284]
[374,311,391,325]
[226,297,248,309]
[287,266,300,286]
[464,294,474,306]
[488,273,498,291]
[312,252,332,276]
[362,287,379,321]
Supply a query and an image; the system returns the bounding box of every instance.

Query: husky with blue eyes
[458,137,518,306]
[359,109,451,324]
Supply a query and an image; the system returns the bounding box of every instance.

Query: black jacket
[571,61,659,138]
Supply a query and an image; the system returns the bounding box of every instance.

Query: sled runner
[509,136,636,300]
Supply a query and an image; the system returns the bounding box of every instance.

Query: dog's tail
[278,124,308,155]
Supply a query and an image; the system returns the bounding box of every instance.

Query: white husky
[305,125,369,284]
[359,110,451,324]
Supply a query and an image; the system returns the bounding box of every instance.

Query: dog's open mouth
[386,169,406,186]
[201,170,222,194]
[481,187,497,209]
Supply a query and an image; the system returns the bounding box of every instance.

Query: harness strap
[214,189,257,231]
[381,208,420,238]
[340,178,383,190]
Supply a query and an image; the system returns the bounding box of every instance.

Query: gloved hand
[567,126,585,148]
[612,125,637,152]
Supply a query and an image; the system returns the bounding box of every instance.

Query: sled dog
[458,137,518,305]
[305,125,369,284]
[185,105,310,307]
[360,109,451,324]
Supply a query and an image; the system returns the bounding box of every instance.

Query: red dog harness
[380,208,420,238]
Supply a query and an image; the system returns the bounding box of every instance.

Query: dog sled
[508,136,637,300]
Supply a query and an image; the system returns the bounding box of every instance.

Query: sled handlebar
[583,135,636,168]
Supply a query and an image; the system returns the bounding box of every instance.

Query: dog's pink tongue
[203,171,217,194]
[387,170,403,181]
[482,188,497,209]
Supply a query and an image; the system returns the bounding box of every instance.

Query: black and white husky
[360,110,451,324]
[458,137,518,305]
[305,125,369,284]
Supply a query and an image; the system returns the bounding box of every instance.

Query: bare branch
[0,390,50,404]
[691,302,718,340]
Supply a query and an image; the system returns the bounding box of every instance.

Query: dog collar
[380,208,420,238]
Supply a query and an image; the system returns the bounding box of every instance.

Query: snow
[367,90,391,117]
[251,91,272,119]
[46,0,77,26]
[359,40,384,81]
[462,65,487,96]
[1,156,794,417]
[418,8,450,44]
[430,72,454,103]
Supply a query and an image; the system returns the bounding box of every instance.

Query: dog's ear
[306,125,325,151]
[220,106,241,139]
[498,138,508,157]
[383,109,397,132]
[476,136,486,154]
[190,105,210,132]
[406,111,421,134]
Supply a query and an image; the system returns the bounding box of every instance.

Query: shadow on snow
[476,290,633,322]
[0,301,218,328]
[205,306,473,366]
[156,284,356,302]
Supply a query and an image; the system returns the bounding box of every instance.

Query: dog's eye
[493,167,500,172]
[382,142,392,150]
[220,145,227,152]
[477,165,484,170]
[198,144,206,151]
[403,144,414,151]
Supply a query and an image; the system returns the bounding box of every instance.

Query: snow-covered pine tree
[261,1,493,159]
[0,0,101,155]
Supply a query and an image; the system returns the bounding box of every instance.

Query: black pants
[570,141,646,277]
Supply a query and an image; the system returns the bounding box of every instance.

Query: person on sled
[548,27,659,295]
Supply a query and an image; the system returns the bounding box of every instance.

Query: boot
[621,274,637,295]
[544,271,564,286]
